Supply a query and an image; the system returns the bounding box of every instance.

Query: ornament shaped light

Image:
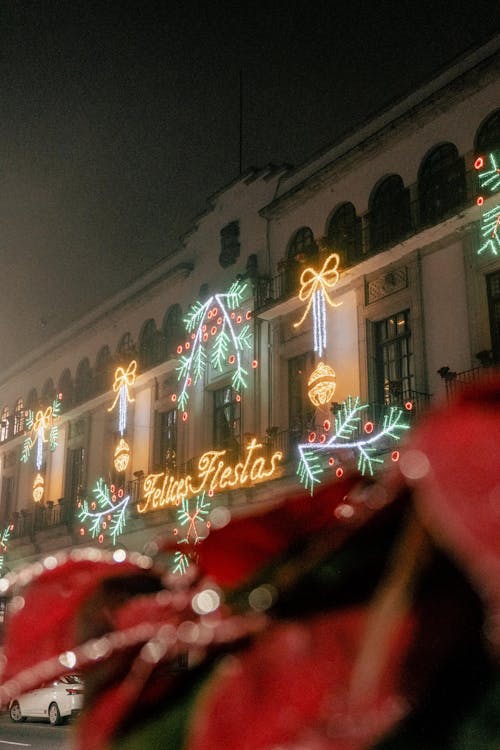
[113,438,131,473]
[307,362,337,406]
[32,473,45,503]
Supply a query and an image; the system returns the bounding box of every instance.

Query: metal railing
[438,362,499,400]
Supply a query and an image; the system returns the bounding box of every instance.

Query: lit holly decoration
[78,479,130,545]
[0,524,13,573]
[171,493,211,575]
[176,281,253,413]
[20,396,62,470]
[475,151,500,257]
[297,396,410,493]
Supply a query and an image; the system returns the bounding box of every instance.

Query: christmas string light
[176,280,253,413]
[475,151,500,257]
[171,493,211,575]
[78,479,131,546]
[0,524,12,573]
[20,397,62,471]
[108,360,137,436]
[293,253,342,357]
[297,396,410,493]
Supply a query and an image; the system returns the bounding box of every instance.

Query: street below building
[0,711,74,749]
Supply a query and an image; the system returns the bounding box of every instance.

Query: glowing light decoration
[108,360,137,435]
[113,438,131,473]
[176,281,253,413]
[20,396,62,470]
[78,478,130,545]
[478,205,500,256]
[0,524,12,573]
[32,472,45,503]
[137,438,283,514]
[293,253,342,357]
[297,396,410,493]
[171,493,211,576]
[475,151,500,257]
[307,362,337,406]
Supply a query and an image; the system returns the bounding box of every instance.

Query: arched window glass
[283,227,317,295]
[475,109,500,154]
[369,175,411,252]
[117,332,136,360]
[41,378,56,403]
[163,305,185,357]
[139,319,164,370]
[58,369,73,409]
[327,202,363,266]
[26,388,38,411]
[95,345,112,394]
[0,407,10,442]
[74,358,93,405]
[418,143,466,226]
[13,398,24,435]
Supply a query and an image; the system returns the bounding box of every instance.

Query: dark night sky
[1,1,499,372]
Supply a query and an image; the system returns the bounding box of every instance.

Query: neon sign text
[137,438,283,514]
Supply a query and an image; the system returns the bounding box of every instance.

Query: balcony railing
[254,164,478,314]
[438,361,499,400]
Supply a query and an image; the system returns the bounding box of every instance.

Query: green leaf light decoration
[297,396,410,494]
[175,280,253,415]
[78,478,130,546]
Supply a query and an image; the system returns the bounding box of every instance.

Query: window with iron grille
[156,408,178,472]
[0,409,9,443]
[369,175,411,252]
[213,385,241,458]
[219,221,240,268]
[163,304,185,357]
[418,143,466,226]
[327,202,363,266]
[13,398,24,436]
[487,270,500,364]
[288,351,316,441]
[140,319,164,370]
[65,447,86,507]
[0,476,14,524]
[375,310,413,405]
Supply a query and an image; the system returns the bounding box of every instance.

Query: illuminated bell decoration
[114,438,130,473]
[308,362,336,406]
[32,472,45,503]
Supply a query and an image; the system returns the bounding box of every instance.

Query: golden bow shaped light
[108,360,137,413]
[293,253,342,329]
[31,406,54,443]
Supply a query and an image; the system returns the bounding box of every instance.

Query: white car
[9,673,84,725]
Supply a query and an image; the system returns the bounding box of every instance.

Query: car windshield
[60,674,83,685]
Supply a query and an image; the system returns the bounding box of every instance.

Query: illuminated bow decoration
[108,360,137,413]
[293,253,342,329]
[31,406,54,444]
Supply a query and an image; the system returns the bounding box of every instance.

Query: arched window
[95,345,112,393]
[475,109,500,154]
[117,332,136,360]
[139,319,164,370]
[58,369,74,409]
[369,175,411,252]
[418,143,466,227]
[163,305,185,357]
[13,398,24,435]
[74,358,93,404]
[283,227,317,295]
[41,378,56,403]
[26,388,38,411]
[287,227,317,263]
[327,202,363,266]
[0,407,10,442]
